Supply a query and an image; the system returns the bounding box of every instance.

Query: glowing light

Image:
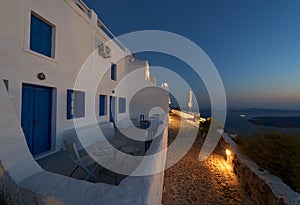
[225,149,231,156]
[162,82,169,88]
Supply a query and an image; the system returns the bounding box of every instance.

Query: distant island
[248,116,300,128]
[230,108,300,113]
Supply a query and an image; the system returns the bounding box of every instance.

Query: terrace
[36,117,163,185]
[37,127,147,185]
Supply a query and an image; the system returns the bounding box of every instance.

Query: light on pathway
[225,149,233,164]
[225,149,231,156]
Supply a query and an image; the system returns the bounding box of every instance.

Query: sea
[198,109,300,137]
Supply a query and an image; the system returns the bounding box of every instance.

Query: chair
[93,143,121,185]
[145,115,160,151]
[63,135,100,181]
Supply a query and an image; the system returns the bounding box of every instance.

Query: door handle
[34,118,38,126]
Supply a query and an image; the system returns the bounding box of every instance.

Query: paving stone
[162,115,256,205]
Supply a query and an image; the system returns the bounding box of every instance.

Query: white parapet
[0,81,42,184]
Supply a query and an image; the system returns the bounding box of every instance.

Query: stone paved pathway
[162,114,256,205]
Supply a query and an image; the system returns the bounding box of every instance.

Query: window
[99,95,107,116]
[67,89,85,119]
[30,13,54,58]
[111,64,117,81]
[119,97,126,113]
[3,79,8,92]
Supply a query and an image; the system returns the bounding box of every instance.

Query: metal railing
[72,0,129,54]
[97,19,129,54]
[73,0,91,18]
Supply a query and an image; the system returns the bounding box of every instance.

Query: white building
[0,0,169,204]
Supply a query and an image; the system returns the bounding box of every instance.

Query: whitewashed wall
[0,0,151,154]
[0,77,168,205]
[0,1,169,204]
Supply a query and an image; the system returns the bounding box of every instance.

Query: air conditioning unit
[98,44,111,58]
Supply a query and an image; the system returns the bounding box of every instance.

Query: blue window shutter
[41,22,52,57]
[111,64,116,80]
[30,14,52,57]
[30,15,41,54]
[111,64,114,80]
[67,89,73,119]
[99,95,107,116]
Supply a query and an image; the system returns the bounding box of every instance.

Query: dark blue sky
[84,0,300,110]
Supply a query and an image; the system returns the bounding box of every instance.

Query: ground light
[225,149,231,156]
[225,149,233,164]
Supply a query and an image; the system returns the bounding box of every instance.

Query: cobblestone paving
[162,115,255,205]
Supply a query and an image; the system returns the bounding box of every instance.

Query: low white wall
[220,134,300,205]
[98,126,168,205]
[0,81,42,184]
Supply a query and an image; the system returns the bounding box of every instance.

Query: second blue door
[21,84,52,156]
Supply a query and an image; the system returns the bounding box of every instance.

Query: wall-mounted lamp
[112,90,115,94]
[37,72,46,81]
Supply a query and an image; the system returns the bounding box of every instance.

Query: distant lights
[162,82,169,88]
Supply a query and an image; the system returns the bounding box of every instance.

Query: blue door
[109,96,116,124]
[21,84,52,155]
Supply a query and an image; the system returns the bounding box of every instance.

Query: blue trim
[30,14,53,57]
[111,64,117,81]
[99,95,107,116]
[109,96,116,124]
[67,89,73,119]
